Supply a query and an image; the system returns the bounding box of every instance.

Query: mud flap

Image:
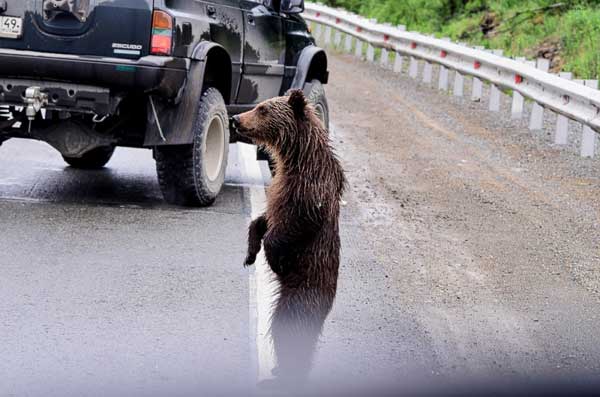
[143,61,205,146]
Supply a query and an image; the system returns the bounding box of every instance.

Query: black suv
[0,0,329,206]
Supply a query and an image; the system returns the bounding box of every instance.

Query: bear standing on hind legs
[232,90,346,385]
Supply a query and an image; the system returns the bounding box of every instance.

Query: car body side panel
[237,0,285,104]
[281,12,314,93]
[162,0,242,103]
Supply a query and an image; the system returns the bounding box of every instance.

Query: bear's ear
[288,89,307,119]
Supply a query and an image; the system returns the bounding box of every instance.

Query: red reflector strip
[411,42,417,49]
[441,50,447,58]
[515,75,524,84]
[316,12,321,17]
[336,18,340,24]
[356,27,362,32]
[384,34,390,41]
[474,61,481,69]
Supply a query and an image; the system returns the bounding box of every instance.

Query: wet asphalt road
[3,50,600,396]
[0,141,256,396]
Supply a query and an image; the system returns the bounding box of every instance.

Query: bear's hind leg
[270,287,329,385]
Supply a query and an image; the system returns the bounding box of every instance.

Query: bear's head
[232,90,314,150]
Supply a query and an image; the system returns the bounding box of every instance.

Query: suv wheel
[306,79,329,130]
[63,146,115,169]
[155,88,230,207]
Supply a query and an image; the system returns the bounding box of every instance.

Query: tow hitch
[24,87,48,132]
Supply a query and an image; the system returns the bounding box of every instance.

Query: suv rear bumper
[0,49,189,99]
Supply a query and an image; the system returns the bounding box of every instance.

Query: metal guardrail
[303,2,600,158]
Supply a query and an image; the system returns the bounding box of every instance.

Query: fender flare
[144,42,232,146]
[191,41,229,62]
[191,41,233,104]
[290,46,329,90]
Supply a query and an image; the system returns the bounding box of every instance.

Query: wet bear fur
[234,90,346,384]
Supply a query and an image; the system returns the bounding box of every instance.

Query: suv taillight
[151,10,173,56]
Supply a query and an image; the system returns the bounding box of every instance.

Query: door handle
[207,5,216,18]
[247,14,255,26]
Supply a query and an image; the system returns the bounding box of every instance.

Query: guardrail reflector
[515,75,524,84]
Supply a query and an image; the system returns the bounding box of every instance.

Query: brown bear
[232,90,346,385]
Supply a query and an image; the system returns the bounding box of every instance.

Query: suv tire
[155,88,230,207]
[306,79,329,129]
[63,146,115,169]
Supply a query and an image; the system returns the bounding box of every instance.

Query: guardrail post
[554,72,573,145]
[355,39,364,59]
[423,62,433,84]
[409,57,419,79]
[366,44,375,62]
[324,25,332,46]
[381,49,389,68]
[580,79,599,157]
[471,46,484,102]
[344,32,353,53]
[394,53,404,73]
[529,58,551,130]
[488,49,504,112]
[510,57,527,119]
[314,23,322,41]
[453,71,464,97]
[438,38,451,91]
[333,30,342,47]
[334,29,342,47]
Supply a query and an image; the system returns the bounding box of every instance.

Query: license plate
[0,16,23,39]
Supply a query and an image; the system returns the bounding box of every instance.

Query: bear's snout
[231,114,255,144]
[231,115,241,130]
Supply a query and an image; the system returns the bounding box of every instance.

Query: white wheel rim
[315,103,326,125]
[204,115,225,182]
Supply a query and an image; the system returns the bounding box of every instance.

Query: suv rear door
[238,0,285,104]
[0,0,154,59]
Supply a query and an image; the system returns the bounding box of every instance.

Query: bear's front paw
[244,253,257,267]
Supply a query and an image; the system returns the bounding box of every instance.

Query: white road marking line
[30,166,64,172]
[329,122,337,139]
[238,143,278,382]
